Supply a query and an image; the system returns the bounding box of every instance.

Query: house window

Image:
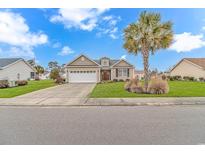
[17,73,20,80]
[30,72,35,79]
[118,68,128,77]
[101,59,109,66]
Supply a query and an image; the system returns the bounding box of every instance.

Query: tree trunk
[143,51,149,93]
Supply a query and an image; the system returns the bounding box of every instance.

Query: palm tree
[123,11,173,92]
[35,65,45,75]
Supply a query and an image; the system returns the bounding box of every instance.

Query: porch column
[98,68,101,82]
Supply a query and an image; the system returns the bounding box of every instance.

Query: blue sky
[0,8,205,71]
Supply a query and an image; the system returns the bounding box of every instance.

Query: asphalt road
[1,106,205,144]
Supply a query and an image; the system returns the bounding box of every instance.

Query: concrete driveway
[0,83,96,106]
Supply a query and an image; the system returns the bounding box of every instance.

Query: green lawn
[90,81,205,98]
[0,80,56,98]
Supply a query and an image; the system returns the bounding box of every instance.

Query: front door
[102,70,110,80]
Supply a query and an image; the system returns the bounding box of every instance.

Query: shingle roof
[185,58,205,69]
[0,58,22,68]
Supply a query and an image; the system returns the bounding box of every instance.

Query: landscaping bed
[90,81,205,98]
[0,80,56,98]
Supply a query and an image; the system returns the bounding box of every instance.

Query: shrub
[0,80,9,88]
[50,68,60,80]
[183,76,189,81]
[107,80,113,83]
[169,76,174,81]
[100,80,113,84]
[55,77,65,84]
[118,79,124,82]
[113,79,118,82]
[35,76,40,81]
[173,75,182,81]
[15,80,27,86]
[124,78,144,93]
[166,76,170,80]
[161,74,167,80]
[147,77,169,94]
[126,79,130,82]
[199,77,204,82]
[189,77,195,81]
[15,80,28,86]
[183,76,195,81]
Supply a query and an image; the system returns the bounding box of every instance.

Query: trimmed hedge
[55,77,65,84]
[15,80,28,86]
[0,80,9,88]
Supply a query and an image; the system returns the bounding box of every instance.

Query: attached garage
[65,55,101,83]
[69,70,97,83]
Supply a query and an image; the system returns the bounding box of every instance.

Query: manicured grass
[0,80,56,98]
[90,81,205,98]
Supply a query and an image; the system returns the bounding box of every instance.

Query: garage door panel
[69,70,97,83]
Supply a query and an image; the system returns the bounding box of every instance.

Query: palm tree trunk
[143,51,149,93]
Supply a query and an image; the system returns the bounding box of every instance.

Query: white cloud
[97,15,120,39]
[102,15,113,21]
[120,55,126,59]
[58,46,74,56]
[202,26,205,31]
[170,32,205,52]
[50,8,120,39]
[50,8,109,31]
[0,11,48,58]
[52,42,61,48]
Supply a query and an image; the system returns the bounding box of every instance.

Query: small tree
[48,61,60,70]
[50,68,60,80]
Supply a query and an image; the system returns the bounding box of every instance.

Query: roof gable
[112,59,133,67]
[185,58,205,69]
[67,55,100,66]
[0,58,36,72]
[170,58,205,72]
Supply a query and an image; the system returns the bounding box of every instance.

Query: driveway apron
[0,83,96,106]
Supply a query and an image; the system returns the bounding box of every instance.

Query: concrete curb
[86,97,205,106]
[1,97,205,107]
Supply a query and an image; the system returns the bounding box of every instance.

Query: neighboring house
[134,70,144,80]
[60,72,66,79]
[39,71,50,80]
[65,54,135,83]
[0,58,36,86]
[169,58,205,79]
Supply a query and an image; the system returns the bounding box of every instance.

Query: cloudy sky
[0,8,205,71]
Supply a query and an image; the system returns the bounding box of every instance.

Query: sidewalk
[1,97,205,106]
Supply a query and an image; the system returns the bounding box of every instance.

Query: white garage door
[69,70,97,83]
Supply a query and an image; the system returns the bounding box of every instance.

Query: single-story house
[39,71,50,80]
[65,54,135,83]
[169,58,205,79]
[0,58,36,86]
[134,70,144,80]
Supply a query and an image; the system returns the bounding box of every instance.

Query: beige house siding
[69,55,98,66]
[65,67,101,83]
[170,60,205,79]
[66,55,134,82]
[113,60,132,67]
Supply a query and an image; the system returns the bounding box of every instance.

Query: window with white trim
[118,68,128,77]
